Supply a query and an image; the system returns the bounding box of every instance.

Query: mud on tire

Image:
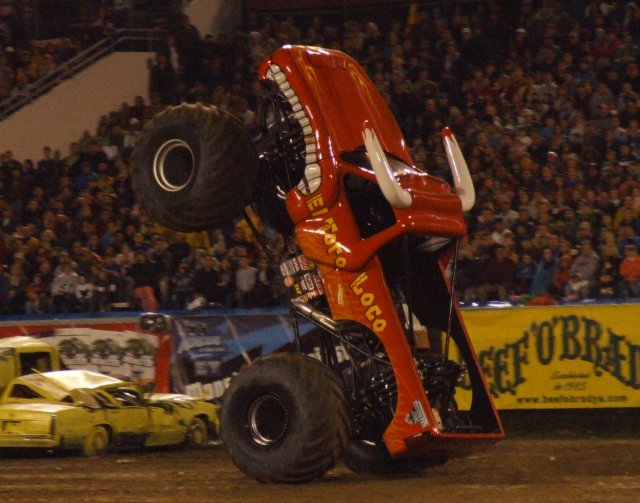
[220,353,350,483]
[130,103,259,231]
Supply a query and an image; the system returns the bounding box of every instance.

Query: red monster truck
[131,45,504,482]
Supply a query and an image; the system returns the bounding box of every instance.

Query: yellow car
[0,370,219,456]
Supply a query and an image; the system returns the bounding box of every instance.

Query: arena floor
[0,435,638,503]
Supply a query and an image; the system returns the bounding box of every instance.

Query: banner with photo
[0,316,169,389]
[170,312,317,400]
[456,304,640,409]
[41,327,158,384]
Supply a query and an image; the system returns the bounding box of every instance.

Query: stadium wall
[0,52,153,162]
[1,303,638,409]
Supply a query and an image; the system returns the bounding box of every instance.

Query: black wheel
[186,417,208,447]
[130,103,259,231]
[220,353,350,483]
[83,425,110,457]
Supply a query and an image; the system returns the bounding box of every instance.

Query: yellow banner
[455,304,640,409]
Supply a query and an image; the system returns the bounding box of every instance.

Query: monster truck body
[131,45,504,482]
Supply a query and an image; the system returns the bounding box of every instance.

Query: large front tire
[130,103,259,231]
[220,353,350,483]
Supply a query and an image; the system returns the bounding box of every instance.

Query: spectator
[90,265,113,312]
[478,245,516,302]
[167,232,193,270]
[147,234,172,307]
[192,254,218,307]
[170,259,194,309]
[512,252,535,298]
[128,251,159,311]
[252,256,276,307]
[75,273,93,311]
[530,247,558,297]
[455,237,484,303]
[619,243,640,297]
[551,253,573,297]
[51,261,78,312]
[213,256,234,307]
[234,255,257,307]
[569,240,601,298]
[148,53,178,104]
[490,217,513,246]
[598,243,621,298]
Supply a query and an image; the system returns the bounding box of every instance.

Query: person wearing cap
[619,244,640,297]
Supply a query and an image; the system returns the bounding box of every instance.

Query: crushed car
[0,369,218,456]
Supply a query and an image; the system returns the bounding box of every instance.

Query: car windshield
[9,376,70,402]
[107,387,143,407]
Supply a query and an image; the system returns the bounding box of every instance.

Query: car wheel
[130,103,259,231]
[83,426,110,457]
[186,417,208,447]
[220,353,350,483]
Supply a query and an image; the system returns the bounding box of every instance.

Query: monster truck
[131,45,504,483]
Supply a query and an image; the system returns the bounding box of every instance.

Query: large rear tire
[130,103,259,231]
[220,353,350,483]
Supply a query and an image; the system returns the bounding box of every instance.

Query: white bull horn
[441,127,475,212]
[363,127,412,209]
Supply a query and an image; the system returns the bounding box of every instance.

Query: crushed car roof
[14,370,125,391]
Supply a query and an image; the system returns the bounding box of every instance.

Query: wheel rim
[190,421,206,445]
[153,139,194,192]
[93,428,108,454]
[246,394,288,446]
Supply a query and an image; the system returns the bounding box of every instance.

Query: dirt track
[0,436,638,503]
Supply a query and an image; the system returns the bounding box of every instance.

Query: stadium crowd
[2,0,640,315]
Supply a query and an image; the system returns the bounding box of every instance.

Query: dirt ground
[1,410,638,503]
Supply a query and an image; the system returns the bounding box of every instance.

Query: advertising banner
[457,304,640,409]
[2,303,639,409]
[0,316,167,388]
[170,311,316,400]
[41,327,158,384]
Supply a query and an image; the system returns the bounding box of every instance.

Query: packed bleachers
[2,0,640,314]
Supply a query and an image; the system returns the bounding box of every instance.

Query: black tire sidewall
[220,354,349,482]
[131,104,258,231]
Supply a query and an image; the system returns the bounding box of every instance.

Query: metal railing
[0,28,166,121]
